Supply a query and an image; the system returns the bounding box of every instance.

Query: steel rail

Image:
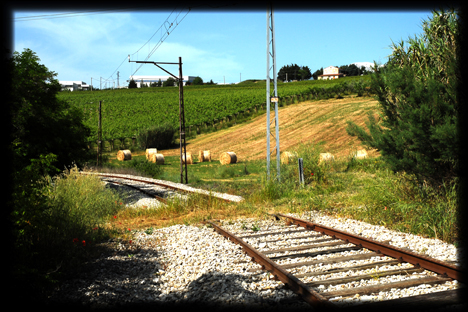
[104,179,167,203]
[207,221,337,309]
[275,213,464,283]
[80,172,242,203]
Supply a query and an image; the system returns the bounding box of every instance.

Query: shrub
[126,158,164,178]
[136,123,176,150]
[11,165,125,301]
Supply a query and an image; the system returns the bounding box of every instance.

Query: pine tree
[346,8,459,188]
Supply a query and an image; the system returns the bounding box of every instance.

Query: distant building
[128,75,197,87]
[318,66,345,80]
[59,81,91,91]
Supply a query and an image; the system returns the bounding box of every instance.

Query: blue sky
[12,6,435,87]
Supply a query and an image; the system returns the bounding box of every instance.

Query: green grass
[94,143,459,245]
[12,166,128,301]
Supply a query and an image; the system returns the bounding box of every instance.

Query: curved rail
[80,171,244,203]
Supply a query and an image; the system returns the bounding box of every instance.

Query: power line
[130,6,191,77]
[101,6,190,84]
[98,7,187,83]
[13,7,150,22]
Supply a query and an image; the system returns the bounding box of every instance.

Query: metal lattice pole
[266,4,280,181]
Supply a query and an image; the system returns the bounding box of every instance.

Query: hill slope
[162,96,381,162]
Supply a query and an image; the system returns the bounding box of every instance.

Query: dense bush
[127,158,164,178]
[136,122,177,150]
[11,166,124,301]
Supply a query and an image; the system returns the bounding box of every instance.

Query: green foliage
[282,143,329,185]
[128,79,137,88]
[11,166,124,301]
[10,48,93,175]
[125,158,164,179]
[136,122,176,150]
[346,8,459,189]
[163,77,176,87]
[339,64,369,76]
[312,67,323,80]
[192,76,203,85]
[8,48,99,300]
[277,64,312,81]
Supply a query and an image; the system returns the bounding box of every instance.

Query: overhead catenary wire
[13,7,150,22]
[129,6,191,78]
[102,6,190,84]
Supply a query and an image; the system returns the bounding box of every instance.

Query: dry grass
[161,97,380,162]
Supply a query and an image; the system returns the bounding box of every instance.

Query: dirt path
[162,97,381,162]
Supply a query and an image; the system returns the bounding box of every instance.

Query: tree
[10,48,92,176]
[8,48,94,296]
[192,76,203,85]
[128,79,137,88]
[163,77,176,87]
[312,67,323,80]
[298,66,312,80]
[345,8,459,188]
[277,64,312,81]
[277,64,300,81]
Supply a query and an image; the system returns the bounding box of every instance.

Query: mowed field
[162,96,381,162]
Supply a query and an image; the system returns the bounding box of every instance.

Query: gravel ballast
[46,174,464,310]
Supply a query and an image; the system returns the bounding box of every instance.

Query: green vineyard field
[58,76,371,143]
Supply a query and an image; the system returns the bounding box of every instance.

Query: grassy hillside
[58,76,371,143]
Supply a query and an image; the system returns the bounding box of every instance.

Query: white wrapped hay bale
[219,152,237,165]
[117,149,132,161]
[198,150,211,162]
[182,152,193,165]
[149,153,165,164]
[319,152,335,164]
[146,148,157,160]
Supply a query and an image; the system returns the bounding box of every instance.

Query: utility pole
[128,55,188,184]
[266,3,280,181]
[97,101,102,166]
[91,77,93,91]
[117,71,120,88]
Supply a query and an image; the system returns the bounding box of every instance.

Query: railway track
[208,214,465,310]
[80,171,244,204]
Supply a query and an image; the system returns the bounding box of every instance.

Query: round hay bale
[198,150,211,162]
[146,148,157,160]
[117,149,132,161]
[181,152,193,165]
[281,151,298,164]
[198,150,205,162]
[149,153,165,164]
[203,150,211,162]
[353,149,368,160]
[220,152,237,165]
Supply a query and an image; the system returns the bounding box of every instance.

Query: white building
[128,75,197,87]
[318,66,345,80]
[59,81,91,91]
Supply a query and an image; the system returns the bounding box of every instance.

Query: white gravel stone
[47,208,464,310]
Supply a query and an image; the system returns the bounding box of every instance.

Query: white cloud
[129,41,242,80]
